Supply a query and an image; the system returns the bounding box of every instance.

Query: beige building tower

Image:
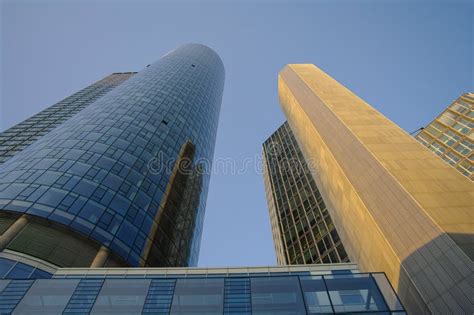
[415,93,473,180]
[278,64,473,314]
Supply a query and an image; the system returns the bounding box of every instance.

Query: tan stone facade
[279,64,473,314]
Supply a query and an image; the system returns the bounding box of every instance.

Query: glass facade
[0,258,51,280]
[0,264,405,314]
[12,279,80,315]
[0,73,136,165]
[262,122,348,265]
[170,278,224,314]
[415,92,473,180]
[90,279,151,314]
[0,44,225,267]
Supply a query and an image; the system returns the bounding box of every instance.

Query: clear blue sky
[1,0,472,267]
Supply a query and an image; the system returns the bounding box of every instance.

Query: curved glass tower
[0,44,224,268]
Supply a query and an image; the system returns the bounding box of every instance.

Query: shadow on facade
[397,233,473,314]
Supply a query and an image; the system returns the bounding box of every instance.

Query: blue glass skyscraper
[0,43,225,268]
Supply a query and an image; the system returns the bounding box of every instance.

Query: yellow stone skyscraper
[278,64,473,314]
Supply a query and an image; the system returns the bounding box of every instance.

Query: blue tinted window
[170,278,224,314]
[26,186,48,202]
[48,210,74,225]
[69,196,87,214]
[28,203,54,216]
[110,194,130,216]
[116,220,138,247]
[325,274,388,313]
[70,217,95,235]
[103,173,122,191]
[74,180,97,196]
[332,269,352,275]
[251,276,306,315]
[13,279,79,314]
[0,279,10,292]
[0,258,15,278]
[63,176,80,190]
[69,162,90,176]
[108,215,123,235]
[61,195,75,207]
[6,262,34,279]
[37,188,67,207]
[340,291,364,304]
[91,279,151,315]
[300,276,333,314]
[36,172,61,186]
[30,269,52,279]
[371,273,405,312]
[78,200,104,224]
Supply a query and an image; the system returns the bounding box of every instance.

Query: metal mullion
[281,125,310,263]
[263,145,291,264]
[291,133,328,263]
[321,275,336,314]
[297,275,310,315]
[271,129,302,263]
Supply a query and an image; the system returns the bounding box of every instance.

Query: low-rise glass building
[0,255,405,314]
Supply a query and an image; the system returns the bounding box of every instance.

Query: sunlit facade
[278,64,473,314]
[415,92,473,180]
[0,44,225,268]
